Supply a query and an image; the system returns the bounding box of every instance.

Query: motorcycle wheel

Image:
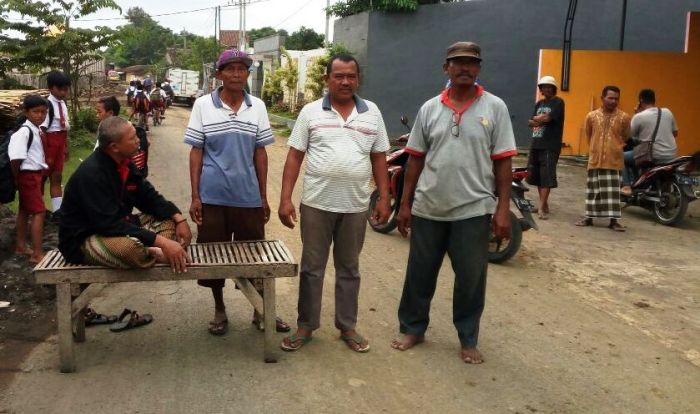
[367,189,398,234]
[488,211,523,264]
[653,180,688,226]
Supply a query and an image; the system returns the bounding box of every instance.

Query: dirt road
[1,106,698,414]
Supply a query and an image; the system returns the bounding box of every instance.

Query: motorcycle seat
[656,156,693,166]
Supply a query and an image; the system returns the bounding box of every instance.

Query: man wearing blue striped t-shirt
[278,55,391,353]
[185,49,290,336]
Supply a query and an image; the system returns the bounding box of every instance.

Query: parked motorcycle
[367,117,537,263]
[621,154,700,225]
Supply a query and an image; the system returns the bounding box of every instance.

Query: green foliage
[69,127,97,150]
[171,35,222,72]
[104,7,177,67]
[276,47,299,109]
[247,26,278,47]
[327,0,447,17]
[72,107,99,133]
[305,43,354,101]
[0,0,120,121]
[263,68,284,106]
[0,78,33,90]
[285,26,325,51]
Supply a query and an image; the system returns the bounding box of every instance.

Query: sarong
[585,169,622,219]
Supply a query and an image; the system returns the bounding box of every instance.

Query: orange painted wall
[538,12,700,157]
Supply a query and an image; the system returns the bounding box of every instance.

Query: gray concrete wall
[334,0,700,144]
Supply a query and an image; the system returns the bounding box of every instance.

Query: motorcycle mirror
[400,116,409,125]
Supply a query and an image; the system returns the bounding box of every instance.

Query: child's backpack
[133,92,149,114]
[127,87,135,105]
[130,125,150,177]
[0,124,34,203]
[149,88,162,104]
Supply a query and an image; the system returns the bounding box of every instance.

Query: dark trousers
[297,204,367,332]
[398,214,490,348]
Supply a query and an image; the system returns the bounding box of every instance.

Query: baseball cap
[446,42,482,61]
[217,49,253,70]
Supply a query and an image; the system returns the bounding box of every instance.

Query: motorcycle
[367,116,538,263]
[621,154,700,225]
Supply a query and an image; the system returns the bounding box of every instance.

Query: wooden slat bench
[33,240,298,373]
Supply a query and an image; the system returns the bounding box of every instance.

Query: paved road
[1,106,698,414]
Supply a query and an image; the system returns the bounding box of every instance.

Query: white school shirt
[8,121,47,171]
[41,94,70,132]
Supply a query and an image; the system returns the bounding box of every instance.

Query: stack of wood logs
[0,89,50,132]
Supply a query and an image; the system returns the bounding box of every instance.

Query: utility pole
[218,5,222,44]
[239,1,244,50]
[242,0,247,51]
[324,0,330,47]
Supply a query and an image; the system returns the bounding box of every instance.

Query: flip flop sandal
[608,222,626,232]
[109,309,153,332]
[538,211,549,220]
[280,334,312,352]
[340,334,371,353]
[84,309,118,326]
[252,317,292,333]
[208,319,229,336]
[575,218,593,227]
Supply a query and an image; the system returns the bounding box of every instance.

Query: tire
[488,211,523,264]
[367,190,398,234]
[653,180,688,226]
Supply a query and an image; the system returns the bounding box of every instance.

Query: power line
[273,0,315,28]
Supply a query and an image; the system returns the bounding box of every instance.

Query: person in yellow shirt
[576,86,631,232]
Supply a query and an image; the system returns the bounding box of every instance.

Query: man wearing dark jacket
[59,116,190,272]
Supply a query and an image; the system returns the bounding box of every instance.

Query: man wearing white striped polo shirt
[278,54,391,353]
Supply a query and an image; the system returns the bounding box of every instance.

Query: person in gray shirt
[622,89,678,194]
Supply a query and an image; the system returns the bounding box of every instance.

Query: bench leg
[56,284,76,373]
[73,310,86,343]
[263,278,277,363]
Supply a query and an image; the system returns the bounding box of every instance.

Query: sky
[6,0,340,41]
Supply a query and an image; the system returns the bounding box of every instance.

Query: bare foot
[390,334,424,351]
[28,252,44,265]
[461,347,484,364]
[15,246,33,257]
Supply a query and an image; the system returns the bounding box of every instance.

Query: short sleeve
[371,109,390,153]
[184,99,205,148]
[8,127,30,161]
[255,103,274,148]
[668,109,678,132]
[288,107,310,152]
[490,100,517,160]
[549,99,564,122]
[405,104,428,156]
[630,114,641,140]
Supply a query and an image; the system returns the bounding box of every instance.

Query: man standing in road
[576,86,631,231]
[390,42,516,364]
[185,49,290,336]
[526,76,565,220]
[278,54,391,353]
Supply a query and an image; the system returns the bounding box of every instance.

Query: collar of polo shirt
[211,86,253,109]
[321,94,369,113]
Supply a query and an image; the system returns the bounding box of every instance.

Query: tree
[305,43,353,101]
[285,26,324,51]
[104,7,177,67]
[247,26,278,47]
[170,34,222,72]
[0,0,121,119]
[276,47,299,109]
[327,0,450,17]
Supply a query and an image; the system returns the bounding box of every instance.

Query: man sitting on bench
[58,117,192,328]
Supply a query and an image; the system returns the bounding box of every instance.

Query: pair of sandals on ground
[83,307,153,332]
